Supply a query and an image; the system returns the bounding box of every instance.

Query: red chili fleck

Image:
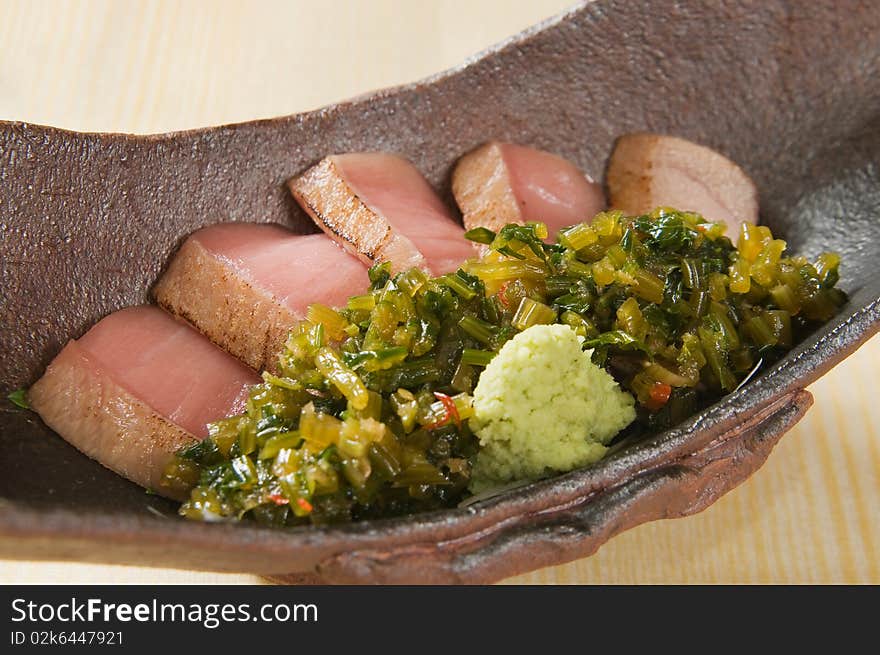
[267,493,289,506]
[423,416,449,431]
[646,382,673,411]
[423,392,461,431]
[422,406,452,432]
[433,391,461,429]
[497,282,511,308]
[296,498,313,513]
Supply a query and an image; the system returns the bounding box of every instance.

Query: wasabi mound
[470,324,635,492]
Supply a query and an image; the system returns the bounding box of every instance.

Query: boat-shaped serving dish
[1,0,878,583]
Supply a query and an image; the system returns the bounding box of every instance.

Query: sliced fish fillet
[452,141,605,237]
[154,223,368,372]
[28,306,259,497]
[289,153,473,275]
[607,133,759,237]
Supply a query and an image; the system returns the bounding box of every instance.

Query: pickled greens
[163,209,846,525]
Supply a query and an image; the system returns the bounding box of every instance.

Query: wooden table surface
[1,0,877,584]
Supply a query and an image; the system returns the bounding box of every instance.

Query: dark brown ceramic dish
[1,0,878,584]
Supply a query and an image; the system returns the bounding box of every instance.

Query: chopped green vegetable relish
[7,388,29,410]
[162,209,846,525]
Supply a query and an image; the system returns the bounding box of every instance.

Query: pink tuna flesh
[193,223,369,315]
[332,153,474,274]
[76,306,259,438]
[500,143,606,231]
[607,133,759,238]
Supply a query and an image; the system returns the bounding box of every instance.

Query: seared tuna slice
[452,141,605,236]
[154,223,368,372]
[607,133,758,237]
[289,153,473,274]
[29,306,259,497]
